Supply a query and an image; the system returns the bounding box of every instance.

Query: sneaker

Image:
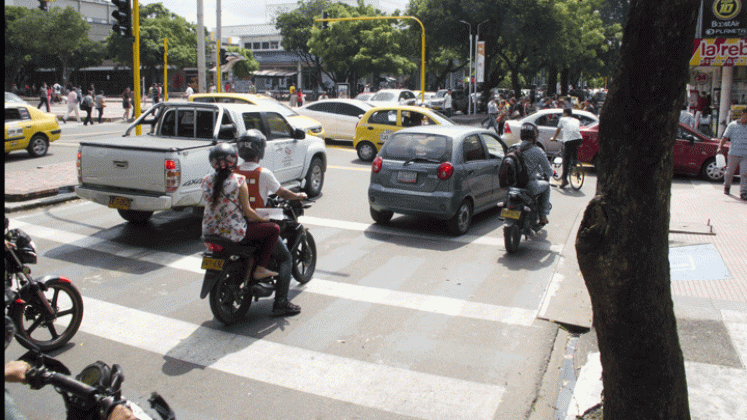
[272,300,301,317]
[741,192,747,201]
[559,181,569,189]
[724,186,730,195]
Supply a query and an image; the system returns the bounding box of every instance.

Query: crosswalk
[9,207,561,420]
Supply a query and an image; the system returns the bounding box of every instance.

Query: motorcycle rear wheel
[209,270,252,325]
[12,279,84,352]
[292,232,316,284]
[504,224,522,254]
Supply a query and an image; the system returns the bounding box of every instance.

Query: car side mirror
[293,127,306,139]
[219,123,236,139]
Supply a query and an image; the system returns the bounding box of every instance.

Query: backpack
[81,96,93,111]
[498,143,532,188]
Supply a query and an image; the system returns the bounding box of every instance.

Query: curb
[4,190,79,214]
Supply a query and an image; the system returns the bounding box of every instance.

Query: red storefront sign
[691,38,747,66]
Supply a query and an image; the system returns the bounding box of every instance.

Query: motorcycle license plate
[108,196,132,210]
[397,171,417,183]
[201,257,225,271]
[500,208,521,220]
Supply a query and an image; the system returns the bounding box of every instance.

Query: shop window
[262,42,269,49]
[253,42,261,50]
[270,41,279,49]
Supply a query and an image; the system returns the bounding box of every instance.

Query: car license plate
[397,171,417,183]
[501,208,521,220]
[201,257,225,271]
[108,196,133,210]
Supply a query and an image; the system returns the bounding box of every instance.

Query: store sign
[476,41,485,83]
[690,38,747,66]
[701,0,746,38]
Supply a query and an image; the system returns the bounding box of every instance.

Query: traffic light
[111,0,132,38]
[220,48,227,65]
[321,11,328,29]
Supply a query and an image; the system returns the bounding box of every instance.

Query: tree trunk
[560,68,569,96]
[575,2,699,419]
[547,65,557,96]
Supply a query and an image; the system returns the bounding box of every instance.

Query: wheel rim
[358,143,375,161]
[17,283,82,350]
[704,161,724,182]
[309,164,323,191]
[30,137,47,155]
[456,203,471,233]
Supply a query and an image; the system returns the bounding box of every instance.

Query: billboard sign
[690,38,747,66]
[701,0,746,38]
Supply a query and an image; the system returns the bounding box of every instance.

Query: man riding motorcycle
[234,130,306,317]
[519,122,553,225]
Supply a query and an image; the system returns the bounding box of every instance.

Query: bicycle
[550,141,585,191]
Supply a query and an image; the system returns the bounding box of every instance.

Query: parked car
[353,105,455,162]
[502,108,599,155]
[578,122,734,182]
[189,92,325,139]
[297,99,374,141]
[415,91,436,107]
[354,92,374,101]
[367,89,418,107]
[368,126,508,235]
[427,89,469,114]
[5,102,61,157]
[5,92,28,104]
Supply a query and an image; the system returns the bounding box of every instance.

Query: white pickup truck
[75,102,326,223]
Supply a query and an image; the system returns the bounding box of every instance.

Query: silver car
[368,126,508,235]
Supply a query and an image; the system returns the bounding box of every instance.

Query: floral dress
[201,172,247,242]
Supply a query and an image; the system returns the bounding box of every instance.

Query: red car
[578,123,731,182]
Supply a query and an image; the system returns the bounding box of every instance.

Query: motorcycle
[5,218,84,352]
[199,196,316,324]
[497,183,547,254]
[7,326,175,420]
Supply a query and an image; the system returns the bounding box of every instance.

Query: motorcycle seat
[201,235,258,256]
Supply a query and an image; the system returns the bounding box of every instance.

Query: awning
[253,69,297,77]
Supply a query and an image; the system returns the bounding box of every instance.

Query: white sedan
[367,89,418,107]
[501,108,599,155]
[297,99,374,141]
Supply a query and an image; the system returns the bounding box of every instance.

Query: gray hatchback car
[368,126,508,235]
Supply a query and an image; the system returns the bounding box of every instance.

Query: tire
[292,232,316,284]
[357,141,377,162]
[304,156,325,197]
[209,266,252,325]
[117,209,154,224]
[504,224,521,254]
[370,207,393,224]
[448,199,472,236]
[700,157,725,182]
[27,135,49,158]
[569,163,585,190]
[12,279,84,352]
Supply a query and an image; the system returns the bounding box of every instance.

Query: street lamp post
[475,20,488,115]
[459,20,472,115]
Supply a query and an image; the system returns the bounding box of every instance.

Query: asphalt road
[4,141,597,420]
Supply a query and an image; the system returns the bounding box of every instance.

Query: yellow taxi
[5,102,61,157]
[188,93,325,139]
[353,105,455,161]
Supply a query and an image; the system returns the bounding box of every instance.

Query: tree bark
[575,1,699,419]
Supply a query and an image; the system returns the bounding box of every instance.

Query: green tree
[107,3,198,86]
[223,46,259,80]
[576,0,699,418]
[7,6,90,88]
[5,6,34,90]
[276,0,330,90]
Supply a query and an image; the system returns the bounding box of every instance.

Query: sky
[140,0,410,30]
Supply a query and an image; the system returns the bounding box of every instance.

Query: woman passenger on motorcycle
[519,122,553,225]
[201,143,279,281]
[234,130,304,316]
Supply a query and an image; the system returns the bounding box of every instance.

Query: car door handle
[367,127,374,130]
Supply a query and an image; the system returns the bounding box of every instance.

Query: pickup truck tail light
[165,159,181,193]
[76,151,82,182]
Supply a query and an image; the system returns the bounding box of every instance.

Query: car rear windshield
[381,133,451,161]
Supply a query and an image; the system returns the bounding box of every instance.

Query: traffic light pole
[217,40,222,93]
[315,15,427,102]
[163,38,168,101]
[132,0,141,135]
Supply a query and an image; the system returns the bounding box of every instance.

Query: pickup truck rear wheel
[117,209,154,224]
[304,156,324,197]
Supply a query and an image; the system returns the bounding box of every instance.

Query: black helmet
[209,142,239,170]
[237,129,267,161]
[520,122,539,141]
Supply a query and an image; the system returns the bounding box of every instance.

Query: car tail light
[372,156,383,173]
[504,123,511,134]
[204,242,224,252]
[165,159,181,193]
[437,162,454,180]
[76,151,82,182]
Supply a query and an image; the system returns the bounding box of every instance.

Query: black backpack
[498,143,532,188]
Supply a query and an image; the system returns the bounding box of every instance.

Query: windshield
[427,110,457,125]
[253,99,298,117]
[382,133,451,161]
[435,90,447,98]
[371,92,395,101]
[5,92,28,104]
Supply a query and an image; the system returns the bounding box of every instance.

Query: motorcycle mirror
[110,364,124,396]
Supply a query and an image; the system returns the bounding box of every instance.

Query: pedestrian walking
[63,85,81,123]
[717,111,747,200]
[95,91,106,124]
[37,83,50,112]
[150,83,160,104]
[122,88,132,121]
[484,97,500,133]
[82,90,94,125]
[289,84,297,107]
[296,89,304,107]
[185,85,194,98]
[444,89,453,117]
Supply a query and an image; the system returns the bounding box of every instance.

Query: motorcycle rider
[234,130,305,317]
[519,122,553,225]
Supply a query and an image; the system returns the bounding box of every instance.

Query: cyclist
[550,107,583,189]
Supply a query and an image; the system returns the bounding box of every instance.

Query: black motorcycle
[5,218,84,352]
[498,186,547,254]
[199,197,316,324]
